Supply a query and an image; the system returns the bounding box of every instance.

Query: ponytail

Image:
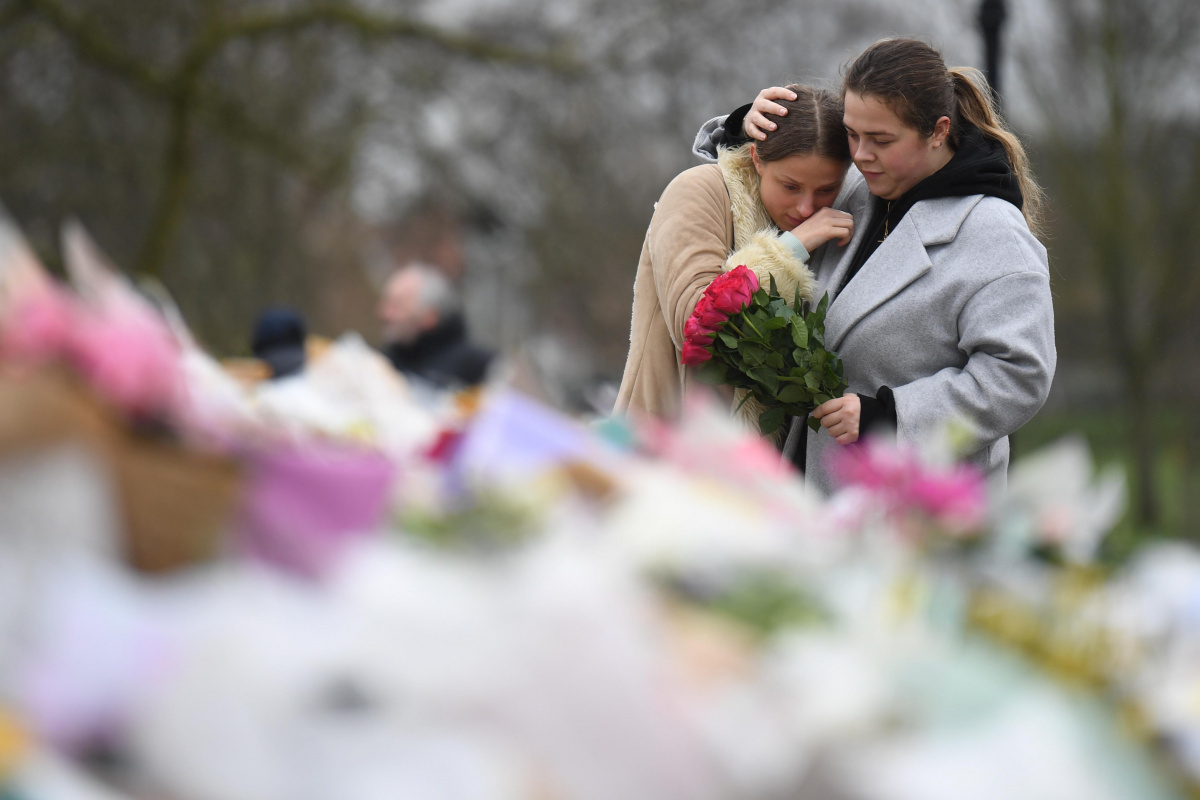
[949,67,1046,238]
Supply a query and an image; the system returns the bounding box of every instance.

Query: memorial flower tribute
[0,217,1197,800]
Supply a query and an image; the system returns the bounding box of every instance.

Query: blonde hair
[949,67,1045,239]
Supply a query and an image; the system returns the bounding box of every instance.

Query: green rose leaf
[747,367,780,395]
[759,406,786,436]
[695,361,728,384]
[790,317,809,349]
[718,331,739,349]
[738,340,767,366]
[776,384,810,404]
[765,351,785,370]
[807,415,823,432]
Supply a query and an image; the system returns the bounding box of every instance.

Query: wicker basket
[0,366,241,573]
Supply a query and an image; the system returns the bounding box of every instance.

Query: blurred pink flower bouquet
[1,280,185,422]
[828,437,987,539]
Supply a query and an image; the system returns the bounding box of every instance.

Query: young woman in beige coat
[614,86,856,426]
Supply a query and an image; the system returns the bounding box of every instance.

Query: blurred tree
[0,0,972,395]
[1016,0,1200,526]
[0,0,569,350]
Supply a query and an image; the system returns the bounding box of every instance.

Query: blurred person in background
[251,307,308,380]
[378,262,493,389]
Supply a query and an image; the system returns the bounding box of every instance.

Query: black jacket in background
[383,315,494,388]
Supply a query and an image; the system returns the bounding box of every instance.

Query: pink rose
[0,284,79,365]
[708,265,759,315]
[690,295,727,331]
[684,314,716,343]
[906,466,987,530]
[69,308,184,419]
[680,340,713,365]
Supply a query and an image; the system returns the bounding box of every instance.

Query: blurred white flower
[994,436,1125,563]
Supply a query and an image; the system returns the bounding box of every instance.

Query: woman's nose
[797,195,815,219]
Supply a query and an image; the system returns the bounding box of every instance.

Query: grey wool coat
[782,168,1057,494]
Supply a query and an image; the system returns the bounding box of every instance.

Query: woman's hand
[812,394,860,445]
[743,86,797,141]
[793,208,855,251]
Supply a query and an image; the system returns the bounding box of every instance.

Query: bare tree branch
[25,0,173,98]
[20,0,577,278]
[136,89,196,277]
[192,85,353,185]
[200,5,578,73]
[0,0,33,28]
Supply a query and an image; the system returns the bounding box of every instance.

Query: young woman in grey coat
[694,39,1056,494]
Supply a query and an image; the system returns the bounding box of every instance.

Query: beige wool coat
[614,145,817,424]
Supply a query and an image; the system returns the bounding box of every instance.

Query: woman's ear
[750,144,763,174]
[931,115,951,147]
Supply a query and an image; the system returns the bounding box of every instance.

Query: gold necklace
[879,201,892,244]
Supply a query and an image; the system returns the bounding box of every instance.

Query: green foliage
[790,317,809,348]
[776,384,809,404]
[758,406,786,436]
[738,340,768,366]
[400,492,540,552]
[664,570,829,638]
[695,360,728,385]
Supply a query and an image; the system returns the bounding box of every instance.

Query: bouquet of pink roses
[681,265,847,436]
